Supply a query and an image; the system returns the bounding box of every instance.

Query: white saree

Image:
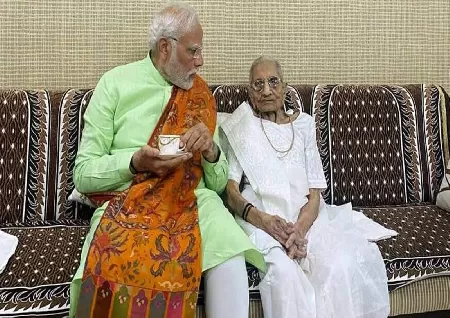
[221,102,397,318]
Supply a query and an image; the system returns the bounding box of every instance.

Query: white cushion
[68,188,97,208]
[217,112,232,158]
[436,161,450,212]
[0,230,18,274]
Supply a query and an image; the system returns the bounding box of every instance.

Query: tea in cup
[158,135,186,155]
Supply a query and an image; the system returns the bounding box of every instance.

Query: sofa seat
[359,203,450,291]
[0,219,256,317]
[0,220,90,317]
[1,206,448,317]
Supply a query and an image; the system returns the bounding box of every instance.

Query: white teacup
[158,135,186,155]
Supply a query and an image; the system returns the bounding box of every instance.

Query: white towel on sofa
[324,203,398,242]
[0,230,18,274]
[352,209,399,242]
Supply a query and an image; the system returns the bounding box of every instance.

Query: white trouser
[204,253,249,318]
[258,247,316,318]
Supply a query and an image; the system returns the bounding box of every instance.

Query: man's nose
[194,53,204,67]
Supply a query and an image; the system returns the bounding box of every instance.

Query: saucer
[158,151,188,159]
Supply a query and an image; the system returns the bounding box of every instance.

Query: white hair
[148,2,199,51]
[249,56,284,84]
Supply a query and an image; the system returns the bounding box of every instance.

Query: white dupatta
[221,102,295,220]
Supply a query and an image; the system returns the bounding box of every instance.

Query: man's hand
[131,145,192,177]
[180,123,218,162]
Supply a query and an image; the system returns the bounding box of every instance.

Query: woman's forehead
[252,62,278,78]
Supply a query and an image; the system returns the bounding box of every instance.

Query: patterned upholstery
[313,84,445,206]
[0,90,50,223]
[54,89,93,221]
[0,85,449,317]
[0,220,89,316]
[360,203,450,290]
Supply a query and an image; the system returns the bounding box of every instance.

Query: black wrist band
[129,157,138,174]
[242,203,254,221]
[204,142,221,163]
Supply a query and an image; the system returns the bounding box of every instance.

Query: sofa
[0,84,449,318]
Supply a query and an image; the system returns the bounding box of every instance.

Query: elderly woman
[222,56,396,318]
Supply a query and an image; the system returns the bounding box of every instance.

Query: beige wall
[1,0,449,90]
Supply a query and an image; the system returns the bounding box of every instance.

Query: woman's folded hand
[259,212,295,247]
[285,224,308,259]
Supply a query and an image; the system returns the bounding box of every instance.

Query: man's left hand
[181,123,218,162]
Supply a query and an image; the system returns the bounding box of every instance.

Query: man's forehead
[181,24,202,40]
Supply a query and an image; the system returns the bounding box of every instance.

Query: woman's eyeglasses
[251,76,281,92]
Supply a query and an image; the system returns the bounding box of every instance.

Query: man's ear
[157,38,172,61]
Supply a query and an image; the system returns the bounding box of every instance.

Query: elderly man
[69,3,263,317]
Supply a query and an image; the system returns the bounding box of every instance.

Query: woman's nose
[261,82,272,95]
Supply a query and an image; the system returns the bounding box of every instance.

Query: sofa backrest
[213,84,449,207]
[0,89,94,224]
[0,91,51,223]
[315,84,449,206]
[54,89,93,221]
[0,84,448,223]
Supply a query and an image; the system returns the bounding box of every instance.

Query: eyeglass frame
[250,76,283,93]
[168,36,203,59]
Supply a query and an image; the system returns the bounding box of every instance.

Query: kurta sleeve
[305,117,328,189]
[74,73,135,194]
[201,127,229,194]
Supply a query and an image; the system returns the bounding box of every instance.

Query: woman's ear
[247,86,257,111]
[281,82,288,97]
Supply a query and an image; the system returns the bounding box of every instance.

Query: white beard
[165,51,196,90]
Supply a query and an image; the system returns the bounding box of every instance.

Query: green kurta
[69,55,265,316]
